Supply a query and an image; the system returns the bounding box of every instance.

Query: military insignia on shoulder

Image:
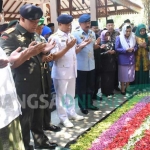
[5,28,15,34]
[50,34,55,37]
[80,35,84,40]
[40,35,45,40]
[1,34,9,40]
[50,32,58,37]
[17,35,26,42]
[52,32,58,36]
[75,28,80,31]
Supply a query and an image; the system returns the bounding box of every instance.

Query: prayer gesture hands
[79,38,92,49]
[95,37,101,45]
[107,50,115,54]
[42,53,54,62]
[0,59,9,68]
[66,38,76,50]
[44,39,56,53]
[126,48,134,52]
[28,41,46,57]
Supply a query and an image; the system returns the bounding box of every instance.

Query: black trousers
[18,93,48,149]
[115,61,119,88]
[76,69,95,109]
[101,71,115,95]
[43,87,51,128]
[93,69,101,98]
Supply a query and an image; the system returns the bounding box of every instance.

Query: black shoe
[115,87,121,91]
[93,95,97,99]
[88,105,99,110]
[81,109,89,114]
[34,141,58,149]
[25,145,34,150]
[93,95,103,101]
[97,97,102,101]
[111,93,114,95]
[121,91,126,95]
[43,125,61,132]
[96,96,103,101]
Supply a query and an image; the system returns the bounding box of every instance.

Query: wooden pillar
[57,0,61,16]
[90,0,97,21]
[0,12,4,24]
[39,3,47,24]
[0,0,4,24]
[105,0,107,22]
[96,0,98,20]
[49,0,58,31]
[69,0,72,15]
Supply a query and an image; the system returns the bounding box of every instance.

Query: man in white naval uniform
[49,14,91,127]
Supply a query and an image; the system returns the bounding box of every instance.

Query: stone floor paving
[31,85,143,150]
[44,92,131,149]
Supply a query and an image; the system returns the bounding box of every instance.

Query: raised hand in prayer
[28,41,46,57]
[126,48,134,53]
[107,50,115,54]
[8,47,23,63]
[42,53,53,62]
[79,38,92,49]
[100,44,106,49]
[0,59,9,68]
[95,37,101,45]
[66,38,76,50]
[44,39,56,53]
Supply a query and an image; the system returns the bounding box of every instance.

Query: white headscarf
[120,24,136,50]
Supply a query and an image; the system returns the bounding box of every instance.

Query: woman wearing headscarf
[41,25,52,41]
[100,30,116,98]
[134,24,149,90]
[115,24,137,95]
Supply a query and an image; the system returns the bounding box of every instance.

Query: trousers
[53,78,77,122]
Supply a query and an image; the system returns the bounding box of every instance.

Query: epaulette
[40,35,45,40]
[74,29,80,32]
[4,27,15,34]
[51,32,58,37]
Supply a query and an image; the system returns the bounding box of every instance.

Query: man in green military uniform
[0,4,58,150]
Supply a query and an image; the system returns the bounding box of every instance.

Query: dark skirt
[0,117,25,150]
[101,71,115,96]
[134,71,149,90]
[132,59,149,90]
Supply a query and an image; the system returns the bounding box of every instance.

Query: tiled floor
[43,92,131,149]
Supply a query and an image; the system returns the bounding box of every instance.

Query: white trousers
[53,78,77,122]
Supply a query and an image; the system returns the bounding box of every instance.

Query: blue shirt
[72,28,96,71]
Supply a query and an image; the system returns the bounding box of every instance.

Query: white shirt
[0,48,21,129]
[49,29,77,79]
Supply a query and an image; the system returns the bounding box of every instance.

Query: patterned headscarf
[100,30,110,42]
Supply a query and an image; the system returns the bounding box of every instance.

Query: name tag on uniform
[61,40,66,42]
[88,52,92,58]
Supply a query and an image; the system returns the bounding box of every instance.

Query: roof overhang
[111,0,142,13]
